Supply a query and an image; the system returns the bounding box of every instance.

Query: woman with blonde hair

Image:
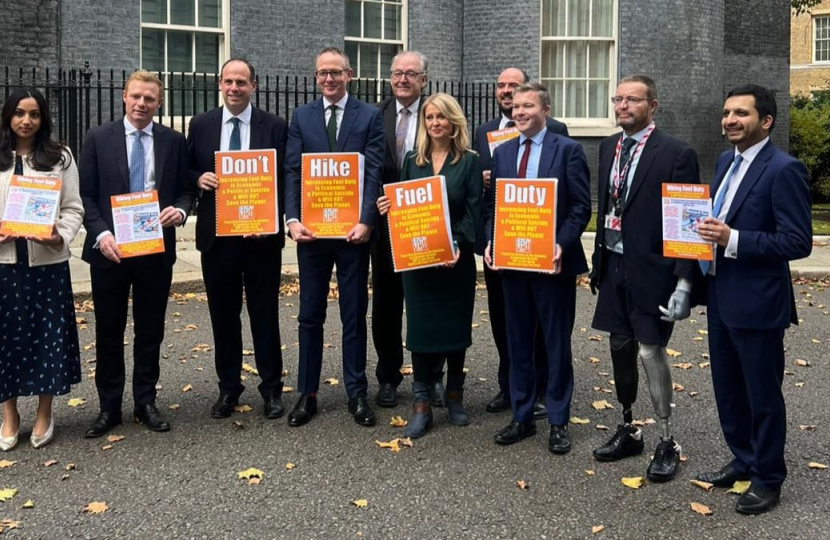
[377,93,480,438]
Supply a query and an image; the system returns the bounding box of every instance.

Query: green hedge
[790,93,830,203]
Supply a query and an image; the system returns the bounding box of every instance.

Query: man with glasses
[284,47,385,427]
[473,67,568,419]
[588,75,700,482]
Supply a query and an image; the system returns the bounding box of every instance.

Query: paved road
[0,279,828,539]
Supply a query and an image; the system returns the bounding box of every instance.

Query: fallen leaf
[182,384,193,392]
[595,424,610,431]
[588,335,603,342]
[285,463,295,471]
[237,468,265,480]
[101,445,113,451]
[690,479,714,491]
[592,400,614,410]
[352,499,368,508]
[67,398,86,407]
[701,353,710,360]
[693,337,704,342]
[323,378,339,386]
[375,439,401,453]
[808,462,828,469]
[233,404,254,413]
[598,372,609,377]
[22,499,34,508]
[65,463,76,471]
[632,418,656,427]
[621,476,644,489]
[242,363,259,376]
[83,501,108,514]
[795,382,805,388]
[183,324,198,330]
[168,404,180,411]
[673,383,685,392]
[283,386,294,393]
[698,362,710,369]
[0,488,18,502]
[690,502,713,515]
[389,416,407,428]
[726,480,751,494]
[689,391,699,397]
[0,460,16,469]
[666,349,682,358]
[795,359,810,367]
[592,525,605,534]
[585,470,596,476]
[471,323,480,329]
[811,338,821,344]
[569,416,590,425]
[43,460,58,467]
[0,519,21,531]
[399,437,413,448]
[232,421,244,430]
[588,357,600,364]
[242,350,255,356]
[672,363,692,370]
[106,435,125,443]
[799,424,817,431]
[697,329,709,336]
[516,480,529,490]
[399,365,413,375]
[248,477,261,485]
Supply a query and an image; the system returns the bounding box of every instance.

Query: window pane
[565,80,586,117]
[364,1,382,39]
[384,3,401,40]
[380,43,398,75]
[542,0,565,36]
[588,41,609,77]
[346,1,361,37]
[168,31,192,72]
[567,0,589,37]
[549,80,565,118]
[198,0,221,28]
[142,0,167,24]
[591,0,613,37]
[541,41,564,79]
[171,0,195,26]
[566,41,587,78]
[345,41,359,71]
[360,43,379,78]
[195,33,219,72]
[142,29,165,71]
[589,81,608,118]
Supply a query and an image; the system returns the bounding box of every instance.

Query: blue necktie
[129,130,146,193]
[699,154,743,275]
[229,117,241,151]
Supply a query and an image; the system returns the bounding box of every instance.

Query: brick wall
[791,0,830,96]
[408,0,463,80]
[0,0,60,70]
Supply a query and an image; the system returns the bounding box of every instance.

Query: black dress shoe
[494,421,536,445]
[288,395,318,427]
[133,404,170,432]
[348,394,377,427]
[736,484,780,515]
[375,383,398,408]
[548,424,571,454]
[646,438,680,482]
[533,399,547,420]
[84,411,122,438]
[211,394,239,419]
[593,424,644,462]
[696,464,751,488]
[486,391,511,413]
[429,381,446,408]
[263,395,285,419]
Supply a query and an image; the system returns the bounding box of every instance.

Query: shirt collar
[623,122,654,144]
[323,93,350,110]
[734,136,769,166]
[519,126,547,146]
[396,97,420,116]
[123,116,154,137]
[223,103,253,125]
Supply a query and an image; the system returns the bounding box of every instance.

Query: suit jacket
[187,106,288,252]
[591,127,701,315]
[80,119,194,269]
[285,96,385,229]
[708,141,812,329]
[473,116,569,254]
[486,128,591,276]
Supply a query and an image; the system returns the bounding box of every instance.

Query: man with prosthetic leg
[589,75,701,482]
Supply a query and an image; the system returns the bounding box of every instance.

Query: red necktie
[517,139,532,178]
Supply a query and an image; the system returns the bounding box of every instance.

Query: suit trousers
[297,240,371,398]
[90,255,172,412]
[502,271,576,425]
[707,281,788,491]
[201,237,283,399]
[370,223,404,387]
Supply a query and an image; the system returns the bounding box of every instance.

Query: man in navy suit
[80,70,194,437]
[473,68,568,418]
[187,59,289,420]
[695,85,812,515]
[284,47,385,427]
[484,82,591,453]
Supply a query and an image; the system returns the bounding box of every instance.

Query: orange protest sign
[0,174,62,239]
[215,149,279,236]
[492,178,558,272]
[301,152,363,238]
[385,175,455,272]
[486,127,520,156]
[110,190,165,258]
[662,183,713,260]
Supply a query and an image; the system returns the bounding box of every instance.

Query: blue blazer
[708,141,812,329]
[486,129,591,276]
[284,96,385,229]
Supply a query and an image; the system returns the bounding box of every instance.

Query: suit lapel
[383,101,397,164]
[110,121,130,192]
[337,97,359,151]
[312,99,329,151]
[725,141,774,223]
[503,138,520,178]
[624,129,660,212]
[152,123,168,189]
[249,107,263,149]
[597,138,616,217]
[537,131,558,179]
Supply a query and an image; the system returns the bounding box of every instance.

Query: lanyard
[611,122,655,205]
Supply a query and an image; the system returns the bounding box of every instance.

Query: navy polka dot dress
[0,157,81,402]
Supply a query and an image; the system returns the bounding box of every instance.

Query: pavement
[66,217,830,295]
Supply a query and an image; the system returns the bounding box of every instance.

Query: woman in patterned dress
[0,88,84,450]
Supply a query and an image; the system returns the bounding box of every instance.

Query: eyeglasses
[316,70,346,81]
[611,96,650,105]
[391,70,424,81]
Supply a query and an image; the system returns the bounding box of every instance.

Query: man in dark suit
[80,70,194,437]
[695,85,812,515]
[284,47,385,427]
[588,75,700,482]
[484,82,591,454]
[473,67,568,419]
[187,58,289,420]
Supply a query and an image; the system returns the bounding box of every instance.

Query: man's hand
[443,244,461,268]
[376,195,391,216]
[588,267,599,295]
[98,234,122,263]
[483,241,495,270]
[659,279,693,322]
[346,223,372,244]
[158,206,184,228]
[482,170,491,190]
[197,172,219,191]
[550,244,563,275]
[27,225,63,248]
[288,221,316,243]
[697,217,730,248]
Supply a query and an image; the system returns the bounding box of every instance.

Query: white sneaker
[30,417,54,449]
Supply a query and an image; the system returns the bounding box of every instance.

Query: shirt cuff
[286,218,299,225]
[725,229,739,259]
[176,208,187,225]
[94,231,113,249]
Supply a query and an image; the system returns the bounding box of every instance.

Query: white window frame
[345,0,407,81]
[814,14,830,63]
[539,0,619,136]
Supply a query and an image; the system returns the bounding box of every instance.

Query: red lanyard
[611,122,655,202]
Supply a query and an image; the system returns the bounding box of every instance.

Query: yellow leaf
[592,400,614,410]
[283,386,294,393]
[726,480,751,494]
[698,362,710,369]
[352,499,368,508]
[588,335,603,342]
[0,488,18,501]
[697,329,709,336]
[671,363,692,370]
[248,477,261,485]
[67,398,86,407]
[592,525,605,534]
[101,445,113,451]
[632,418,656,427]
[22,499,34,509]
[689,391,699,397]
[168,404,180,410]
[242,350,255,356]
[673,383,685,392]
[471,323,480,329]
[689,479,714,491]
[808,462,828,469]
[233,404,254,413]
[183,324,198,330]
[690,502,713,515]
[399,437,413,448]
[323,378,339,386]
[83,501,108,514]
[182,384,193,392]
[795,358,810,367]
[389,416,407,428]
[588,357,600,364]
[237,468,265,480]
[585,470,595,476]
[811,339,821,344]
[666,349,682,358]
[0,519,21,531]
[799,424,817,431]
[106,434,125,443]
[43,460,58,467]
[242,363,259,376]
[0,460,16,469]
[693,337,704,342]
[795,382,805,388]
[65,463,76,471]
[595,424,610,431]
[621,477,644,489]
[515,480,529,490]
[375,439,401,453]
[569,416,590,425]
[399,365,413,375]
[285,463,295,470]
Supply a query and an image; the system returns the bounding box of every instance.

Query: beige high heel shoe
[0,416,19,452]
[30,416,55,449]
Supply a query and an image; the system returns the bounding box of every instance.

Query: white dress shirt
[221,103,253,151]
[323,93,350,140]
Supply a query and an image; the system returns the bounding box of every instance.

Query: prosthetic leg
[639,343,681,482]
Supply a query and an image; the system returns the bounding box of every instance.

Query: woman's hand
[27,225,63,248]
[443,243,461,268]
[377,195,391,216]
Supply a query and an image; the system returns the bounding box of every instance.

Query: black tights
[412,349,466,387]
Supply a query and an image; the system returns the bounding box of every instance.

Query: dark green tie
[327,104,338,151]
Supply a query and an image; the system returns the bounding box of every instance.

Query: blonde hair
[413,93,470,168]
[123,70,165,101]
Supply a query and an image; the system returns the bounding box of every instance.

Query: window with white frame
[140,0,227,115]
[345,0,405,80]
[815,16,830,62]
[540,0,616,123]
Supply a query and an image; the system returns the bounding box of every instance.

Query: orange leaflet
[215,149,279,236]
[385,176,454,272]
[301,153,364,238]
[485,127,520,157]
[111,190,165,258]
[661,183,713,261]
[0,175,62,239]
[492,178,558,272]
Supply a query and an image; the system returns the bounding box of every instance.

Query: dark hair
[0,87,68,171]
[619,74,658,101]
[726,84,777,132]
[220,58,256,82]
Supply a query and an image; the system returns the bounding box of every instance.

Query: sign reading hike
[301,152,364,238]
[492,178,558,272]
[385,175,454,272]
[214,149,279,237]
